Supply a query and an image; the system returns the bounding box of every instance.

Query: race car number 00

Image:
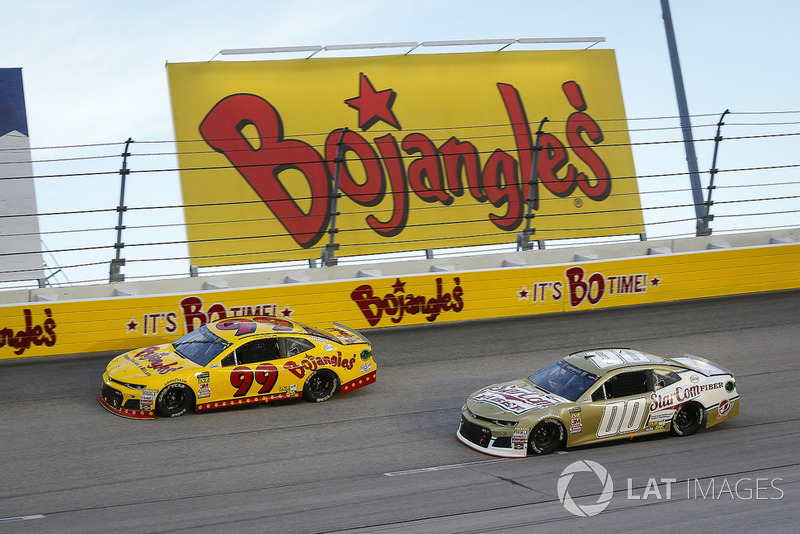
[589,351,652,369]
[596,397,647,438]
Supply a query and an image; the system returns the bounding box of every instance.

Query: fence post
[517,117,548,251]
[321,128,347,267]
[700,109,730,236]
[109,138,133,283]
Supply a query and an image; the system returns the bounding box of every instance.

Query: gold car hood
[466,380,564,418]
[107,344,198,381]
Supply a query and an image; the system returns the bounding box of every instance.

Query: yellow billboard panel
[167,50,643,266]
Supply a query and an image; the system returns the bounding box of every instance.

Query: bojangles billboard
[167,50,643,266]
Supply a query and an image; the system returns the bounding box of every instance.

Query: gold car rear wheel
[671,402,705,436]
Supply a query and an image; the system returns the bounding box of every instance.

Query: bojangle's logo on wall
[167,50,643,267]
[351,276,464,327]
[0,308,57,356]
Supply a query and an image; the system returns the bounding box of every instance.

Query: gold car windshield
[172,326,232,367]
[529,360,600,401]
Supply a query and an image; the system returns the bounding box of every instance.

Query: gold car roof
[565,348,670,376]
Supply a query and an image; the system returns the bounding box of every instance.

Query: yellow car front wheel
[155,384,194,417]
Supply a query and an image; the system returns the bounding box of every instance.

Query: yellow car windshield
[172,326,232,366]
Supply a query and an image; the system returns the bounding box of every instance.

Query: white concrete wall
[3,228,796,305]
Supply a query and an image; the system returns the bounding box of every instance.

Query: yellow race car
[99,316,376,419]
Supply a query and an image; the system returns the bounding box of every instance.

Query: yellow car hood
[107,344,200,382]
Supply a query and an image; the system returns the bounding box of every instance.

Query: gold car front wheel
[155,383,194,417]
[528,420,566,455]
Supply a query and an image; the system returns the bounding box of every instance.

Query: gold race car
[457,348,739,457]
[100,316,376,419]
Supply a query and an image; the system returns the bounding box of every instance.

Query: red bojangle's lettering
[0,308,57,356]
[562,81,611,201]
[199,94,332,248]
[179,296,228,333]
[199,82,613,248]
[284,352,355,379]
[565,266,605,307]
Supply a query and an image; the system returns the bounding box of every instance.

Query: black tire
[155,383,194,417]
[671,402,705,436]
[528,420,565,455]
[302,370,340,403]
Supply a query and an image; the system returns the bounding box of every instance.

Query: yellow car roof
[206,316,326,342]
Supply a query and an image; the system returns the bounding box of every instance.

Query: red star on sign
[126,318,139,332]
[518,287,529,300]
[345,73,401,131]
[650,276,661,287]
[392,278,406,293]
[280,306,294,319]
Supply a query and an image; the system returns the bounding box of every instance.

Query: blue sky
[3,0,799,284]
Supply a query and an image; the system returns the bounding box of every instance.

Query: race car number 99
[230,363,279,397]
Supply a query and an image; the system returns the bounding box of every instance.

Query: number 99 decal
[596,397,647,438]
[217,317,294,336]
[230,363,279,397]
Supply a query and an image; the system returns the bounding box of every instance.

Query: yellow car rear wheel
[303,370,340,403]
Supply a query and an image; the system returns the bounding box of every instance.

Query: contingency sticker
[140,389,158,410]
[512,427,530,450]
[197,371,211,399]
[569,406,583,434]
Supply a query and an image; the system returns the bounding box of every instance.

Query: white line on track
[383,450,571,476]
[0,515,45,524]
[383,458,514,476]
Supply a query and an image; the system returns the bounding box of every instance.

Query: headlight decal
[110,377,147,390]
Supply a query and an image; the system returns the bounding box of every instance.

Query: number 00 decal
[596,397,647,438]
